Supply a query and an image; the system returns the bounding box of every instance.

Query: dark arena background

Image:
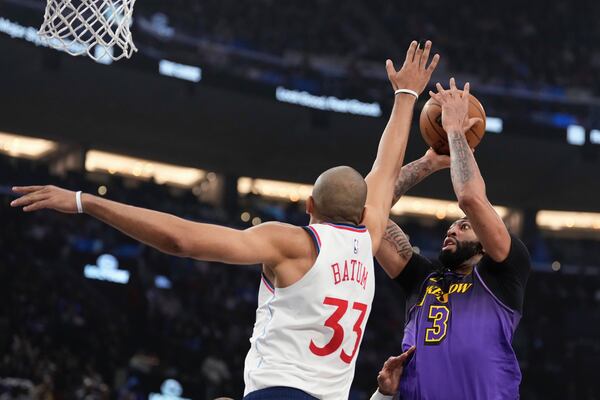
[1,0,600,399]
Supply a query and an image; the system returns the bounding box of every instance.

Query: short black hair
[312,166,367,225]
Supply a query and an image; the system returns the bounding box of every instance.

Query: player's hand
[429,78,483,134]
[386,41,440,95]
[377,346,416,395]
[423,147,451,170]
[11,185,79,213]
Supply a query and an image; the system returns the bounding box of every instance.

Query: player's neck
[309,215,360,226]
[453,264,474,275]
[454,254,484,275]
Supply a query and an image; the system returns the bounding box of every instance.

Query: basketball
[419,92,486,154]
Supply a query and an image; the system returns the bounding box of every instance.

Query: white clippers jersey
[244,223,375,400]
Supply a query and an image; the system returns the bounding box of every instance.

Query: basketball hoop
[38,0,137,62]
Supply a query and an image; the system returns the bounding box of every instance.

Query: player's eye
[461,223,470,230]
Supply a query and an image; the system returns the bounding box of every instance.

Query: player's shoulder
[482,233,530,265]
[506,234,532,272]
[257,221,307,237]
[508,234,530,256]
[256,221,315,257]
[478,233,531,283]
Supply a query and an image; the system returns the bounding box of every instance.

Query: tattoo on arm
[392,158,435,203]
[382,220,413,262]
[449,133,474,184]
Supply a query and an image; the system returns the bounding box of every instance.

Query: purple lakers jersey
[396,235,531,399]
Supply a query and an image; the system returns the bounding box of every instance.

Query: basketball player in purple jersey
[371,79,531,399]
[11,42,440,400]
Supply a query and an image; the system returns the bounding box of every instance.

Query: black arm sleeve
[394,252,437,305]
[477,234,531,313]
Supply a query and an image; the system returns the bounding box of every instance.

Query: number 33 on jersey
[244,223,375,400]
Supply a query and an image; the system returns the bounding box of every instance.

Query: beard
[438,240,483,270]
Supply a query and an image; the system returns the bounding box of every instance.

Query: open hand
[429,78,483,134]
[11,185,79,213]
[386,41,440,96]
[377,346,416,395]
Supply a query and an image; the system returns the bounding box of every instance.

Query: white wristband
[370,389,394,400]
[394,88,419,99]
[75,191,83,214]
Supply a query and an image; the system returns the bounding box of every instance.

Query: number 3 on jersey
[309,296,368,364]
[425,304,450,344]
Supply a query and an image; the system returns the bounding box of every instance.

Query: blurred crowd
[1,154,599,399]
[133,0,600,99]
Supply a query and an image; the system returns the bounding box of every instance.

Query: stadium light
[392,196,508,220]
[590,129,600,144]
[154,275,172,289]
[0,132,57,159]
[85,150,206,187]
[537,210,600,231]
[566,124,586,146]
[149,379,190,400]
[237,177,508,221]
[159,60,202,83]
[238,177,313,202]
[84,254,130,284]
[485,117,503,133]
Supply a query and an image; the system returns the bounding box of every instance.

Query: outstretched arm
[363,40,439,253]
[10,185,304,266]
[429,78,510,261]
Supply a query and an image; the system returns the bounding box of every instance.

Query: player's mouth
[442,237,456,251]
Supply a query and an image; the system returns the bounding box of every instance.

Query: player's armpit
[375,220,413,279]
[458,194,511,262]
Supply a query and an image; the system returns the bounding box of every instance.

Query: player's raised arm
[376,219,414,278]
[376,149,449,278]
[391,148,450,205]
[10,185,305,267]
[429,78,510,261]
[363,41,439,252]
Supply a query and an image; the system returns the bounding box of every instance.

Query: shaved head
[310,166,367,225]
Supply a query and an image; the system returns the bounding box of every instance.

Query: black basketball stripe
[468,126,482,140]
[468,97,485,140]
[425,108,447,142]
[426,98,483,143]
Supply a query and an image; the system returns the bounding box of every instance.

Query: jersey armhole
[302,226,321,255]
[474,267,518,314]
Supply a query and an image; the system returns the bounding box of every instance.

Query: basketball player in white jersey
[11,41,439,399]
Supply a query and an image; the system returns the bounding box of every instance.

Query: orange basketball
[419,92,486,155]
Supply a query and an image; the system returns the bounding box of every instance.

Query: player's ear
[306,196,314,215]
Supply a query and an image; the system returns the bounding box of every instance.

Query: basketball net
[38,0,137,62]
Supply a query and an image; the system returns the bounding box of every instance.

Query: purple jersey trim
[474,267,516,315]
